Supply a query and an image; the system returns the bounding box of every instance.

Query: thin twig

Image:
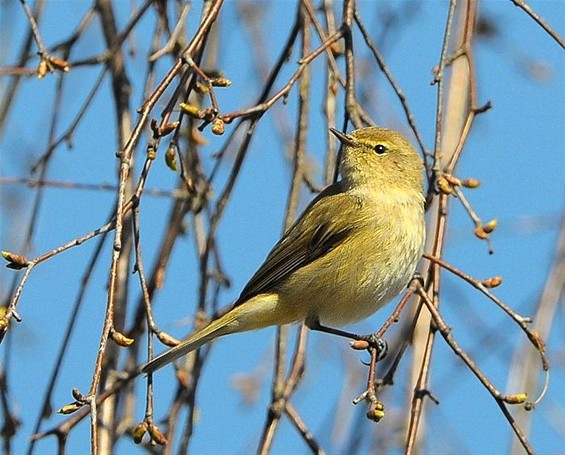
[18,0,49,56]
[0,177,193,200]
[423,254,549,372]
[353,10,427,160]
[414,282,536,455]
[285,402,326,455]
[510,0,565,50]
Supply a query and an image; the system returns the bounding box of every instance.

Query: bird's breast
[279,198,425,327]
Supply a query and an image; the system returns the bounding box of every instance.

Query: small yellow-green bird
[143,126,425,373]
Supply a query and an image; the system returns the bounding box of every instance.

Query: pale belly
[277,217,424,327]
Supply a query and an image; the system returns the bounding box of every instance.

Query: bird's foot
[350,334,388,360]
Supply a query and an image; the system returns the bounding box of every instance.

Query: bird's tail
[142,308,240,374]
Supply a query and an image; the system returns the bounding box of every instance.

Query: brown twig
[18,0,49,57]
[257,5,315,452]
[149,3,190,61]
[510,0,565,50]
[508,216,564,452]
[218,30,343,125]
[0,0,44,137]
[0,177,193,200]
[414,282,536,455]
[29,368,141,445]
[30,67,109,173]
[285,402,326,455]
[1,18,76,338]
[423,254,549,373]
[341,0,362,130]
[408,0,472,451]
[353,10,427,160]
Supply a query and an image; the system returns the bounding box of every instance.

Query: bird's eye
[373,144,387,155]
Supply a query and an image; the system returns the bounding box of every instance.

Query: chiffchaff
[143,126,425,373]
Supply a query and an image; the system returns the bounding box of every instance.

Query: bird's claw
[359,334,388,360]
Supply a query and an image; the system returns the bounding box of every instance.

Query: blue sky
[1,1,564,454]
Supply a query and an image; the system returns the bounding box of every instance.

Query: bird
[142,126,425,373]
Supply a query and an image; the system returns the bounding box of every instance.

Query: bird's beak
[330,128,356,147]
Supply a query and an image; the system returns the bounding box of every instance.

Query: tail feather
[142,309,240,373]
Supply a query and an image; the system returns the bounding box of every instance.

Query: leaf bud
[165,145,178,171]
[133,421,148,444]
[157,331,180,347]
[37,59,49,79]
[58,402,82,415]
[437,176,453,195]
[159,121,180,137]
[366,402,385,423]
[482,276,502,288]
[504,393,528,405]
[461,178,481,188]
[211,118,225,135]
[48,56,70,72]
[444,174,461,187]
[148,423,168,445]
[111,329,134,347]
[2,251,29,270]
[179,103,203,119]
[350,339,370,350]
[474,226,488,240]
[211,77,232,87]
[482,219,498,233]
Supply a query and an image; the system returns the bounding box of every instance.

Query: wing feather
[236,183,361,304]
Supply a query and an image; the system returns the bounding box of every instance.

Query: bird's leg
[305,318,388,359]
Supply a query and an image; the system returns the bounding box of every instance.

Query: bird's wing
[235,183,360,304]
